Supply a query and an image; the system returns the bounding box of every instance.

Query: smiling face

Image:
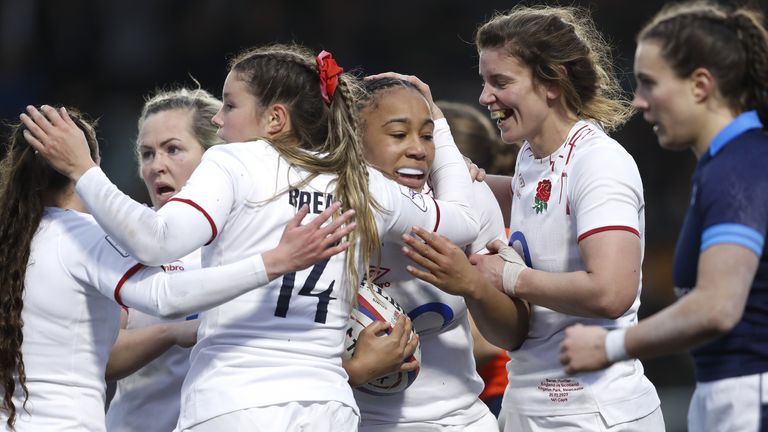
[633,40,701,152]
[478,47,554,147]
[212,71,270,143]
[361,87,435,190]
[138,109,206,208]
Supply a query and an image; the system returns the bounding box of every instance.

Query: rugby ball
[342,280,421,395]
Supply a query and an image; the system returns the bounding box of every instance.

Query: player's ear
[689,67,715,103]
[543,67,564,101]
[265,104,290,136]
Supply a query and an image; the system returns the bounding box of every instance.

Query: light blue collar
[709,110,763,156]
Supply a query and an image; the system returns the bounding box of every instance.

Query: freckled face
[138,109,205,208]
[361,87,435,190]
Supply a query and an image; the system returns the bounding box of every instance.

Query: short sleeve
[568,142,644,242]
[698,154,768,255]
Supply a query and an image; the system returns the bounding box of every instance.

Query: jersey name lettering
[288,188,334,214]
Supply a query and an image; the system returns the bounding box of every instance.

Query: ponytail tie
[316,50,344,105]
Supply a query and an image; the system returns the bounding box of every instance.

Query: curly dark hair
[0,109,99,429]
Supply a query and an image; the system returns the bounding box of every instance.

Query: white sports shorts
[688,371,768,432]
[181,400,358,432]
[498,405,665,432]
[359,409,498,431]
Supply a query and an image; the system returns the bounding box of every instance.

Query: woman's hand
[464,156,487,182]
[20,105,98,181]
[400,226,485,297]
[364,72,444,120]
[559,324,610,374]
[263,202,356,280]
[344,315,419,386]
[169,319,200,348]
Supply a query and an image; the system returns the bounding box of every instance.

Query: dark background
[3,0,767,429]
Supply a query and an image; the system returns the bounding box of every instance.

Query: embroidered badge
[399,185,428,212]
[533,179,551,214]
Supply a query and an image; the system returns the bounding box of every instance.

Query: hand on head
[365,72,443,120]
[20,105,98,181]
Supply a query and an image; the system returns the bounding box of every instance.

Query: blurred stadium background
[5,0,765,429]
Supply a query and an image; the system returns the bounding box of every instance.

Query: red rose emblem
[536,179,552,202]
[532,179,551,214]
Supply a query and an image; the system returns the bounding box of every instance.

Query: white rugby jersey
[503,121,659,425]
[10,208,137,432]
[106,249,200,432]
[73,119,479,430]
[5,208,276,431]
[356,179,505,427]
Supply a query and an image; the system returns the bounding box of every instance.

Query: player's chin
[395,177,427,190]
[500,128,523,146]
[153,194,171,208]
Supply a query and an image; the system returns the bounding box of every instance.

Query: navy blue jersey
[673,111,768,382]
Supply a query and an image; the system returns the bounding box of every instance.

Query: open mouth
[155,185,176,198]
[395,167,426,189]
[490,109,514,123]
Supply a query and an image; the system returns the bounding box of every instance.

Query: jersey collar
[709,110,763,157]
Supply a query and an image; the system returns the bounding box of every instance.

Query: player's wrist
[342,357,367,387]
[262,249,288,281]
[71,160,98,182]
[154,322,180,348]
[464,273,492,302]
[604,327,630,364]
[502,264,519,296]
[495,244,528,298]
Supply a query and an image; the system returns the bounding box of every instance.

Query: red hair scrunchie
[316,50,344,105]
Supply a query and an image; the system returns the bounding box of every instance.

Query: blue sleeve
[699,151,768,255]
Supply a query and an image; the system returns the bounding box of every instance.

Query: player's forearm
[429,119,480,242]
[625,288,734,360]
[464,281,529,351]
[75,167,209,266]
[624,244,757,361]
[515,268,634,319]
[106,324,177,381]
[122,255,269,319]
[469,319,506,369]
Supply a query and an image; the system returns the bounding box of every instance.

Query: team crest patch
[105,235,130,257]
[368,265,391,282]
[400,185,428,212]
[533,179,551,214]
